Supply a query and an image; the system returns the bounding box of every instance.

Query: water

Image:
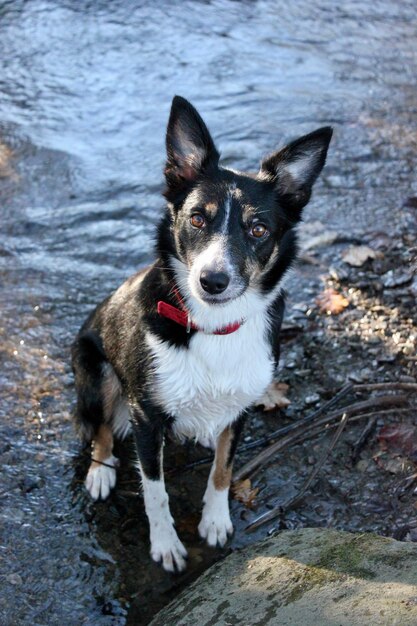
[1,1,416,624]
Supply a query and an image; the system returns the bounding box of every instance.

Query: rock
[382,269,413,288]
[6,574,22,586]
[342,245,378,267]
[150,529,417,626]
[328,264,350,282]
[305,393,320,405]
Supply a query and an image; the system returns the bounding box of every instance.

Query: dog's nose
[200,270,230,295]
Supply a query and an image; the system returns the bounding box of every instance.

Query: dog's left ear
[164,96,220,201]
[260,127,333,217]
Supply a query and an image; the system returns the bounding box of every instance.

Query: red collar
[157,288,243,335]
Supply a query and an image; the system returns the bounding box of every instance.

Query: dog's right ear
[164,96,219,201]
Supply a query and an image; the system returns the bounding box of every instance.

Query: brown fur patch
[204,201,218,218]
[91,424,114,464]
[102,364,122,421]
[213,427,233,490]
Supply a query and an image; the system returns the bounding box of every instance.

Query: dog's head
[160,96,332,320]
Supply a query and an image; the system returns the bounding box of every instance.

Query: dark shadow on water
[69,437,235,625]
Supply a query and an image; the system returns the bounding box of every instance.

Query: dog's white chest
[145,315,274,444]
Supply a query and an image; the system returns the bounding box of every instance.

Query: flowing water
[1,1,416,624]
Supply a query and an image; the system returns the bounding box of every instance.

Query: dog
[71,96,332,572]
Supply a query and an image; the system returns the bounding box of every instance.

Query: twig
[232,394,408,482]
[243,408,412,532]
[353,383,417,393]
[245,413,349,532]
[350,416,378,464]
[166,456,213,475]
[116,489,141,498]
[242,382,416,454]
[393,472,417,498]
[244,383,354,451]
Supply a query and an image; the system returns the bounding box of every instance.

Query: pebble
[399,375,416,383]
[7,573,22,586]
[295,369,312,376]
[356,460,369,472]
[348,371,365,383]
[382,269,413,288]
[328,264,350,282]
[304,393,320,405]
[377,355,396,364]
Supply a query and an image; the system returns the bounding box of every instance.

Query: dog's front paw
[198,506,233,547]
[85,455,118,500]
[150,526,188,573]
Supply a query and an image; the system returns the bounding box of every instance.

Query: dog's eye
[190,213,205,229]
[250,223,268,238]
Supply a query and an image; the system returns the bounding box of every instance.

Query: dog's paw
[198,507,233,547]
[150,526,188,573]
[85,455,118,500]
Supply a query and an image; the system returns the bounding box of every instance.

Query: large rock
[150,528,417,626]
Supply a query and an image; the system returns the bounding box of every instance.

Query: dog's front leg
[198,415,245,547]
[131,406,187,572]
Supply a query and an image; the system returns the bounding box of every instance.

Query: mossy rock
[150,528,417,626]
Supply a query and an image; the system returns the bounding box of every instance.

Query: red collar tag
[156,299,243,335]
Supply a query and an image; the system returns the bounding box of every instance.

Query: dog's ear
[164,96,219,200]
[259,127,332,219]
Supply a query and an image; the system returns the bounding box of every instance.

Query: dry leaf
[231,478,259,509]
[316,288,349,315]
[378,424,417,458]
[342,245,378,267]
[257,381,291,411]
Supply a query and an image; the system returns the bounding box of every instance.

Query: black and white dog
[72,96,332,572]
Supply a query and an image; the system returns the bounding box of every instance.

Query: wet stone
[382,269,413,288]
[304,393,320,405]
[7,573,23,586]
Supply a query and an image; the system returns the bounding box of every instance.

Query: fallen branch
[241,383,354,452]
[233,394,409,482]
[245,413,348,532]
[243,382,416,453]
[244,408,413,532]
